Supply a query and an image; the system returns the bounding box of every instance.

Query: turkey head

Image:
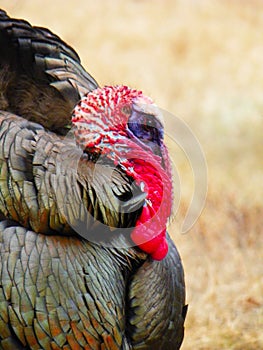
[72,85,173,260]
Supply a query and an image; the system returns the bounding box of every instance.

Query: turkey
[0,9,187,350]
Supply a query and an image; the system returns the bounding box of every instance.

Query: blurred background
[1,1,262,349]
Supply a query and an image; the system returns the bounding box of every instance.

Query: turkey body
[0,9,187,350]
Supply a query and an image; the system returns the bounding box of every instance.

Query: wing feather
[0,9,98,134]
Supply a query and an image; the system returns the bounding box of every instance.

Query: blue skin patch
[127,106,164,159]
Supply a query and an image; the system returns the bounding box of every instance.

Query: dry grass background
[1,0,262,349]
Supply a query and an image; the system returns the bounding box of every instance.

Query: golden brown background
[1,1,262,349]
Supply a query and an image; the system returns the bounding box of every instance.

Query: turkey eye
[139,115,161,138]
[141,116,156,131]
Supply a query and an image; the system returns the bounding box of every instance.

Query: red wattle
[131,228,168,260]
[151,239,168,261]
[129,158,172,261]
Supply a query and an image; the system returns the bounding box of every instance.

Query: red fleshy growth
[131,224,168,260]
[151,240,168,261]
[129,158,172,260]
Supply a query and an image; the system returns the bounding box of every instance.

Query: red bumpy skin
[72,85,173,260]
